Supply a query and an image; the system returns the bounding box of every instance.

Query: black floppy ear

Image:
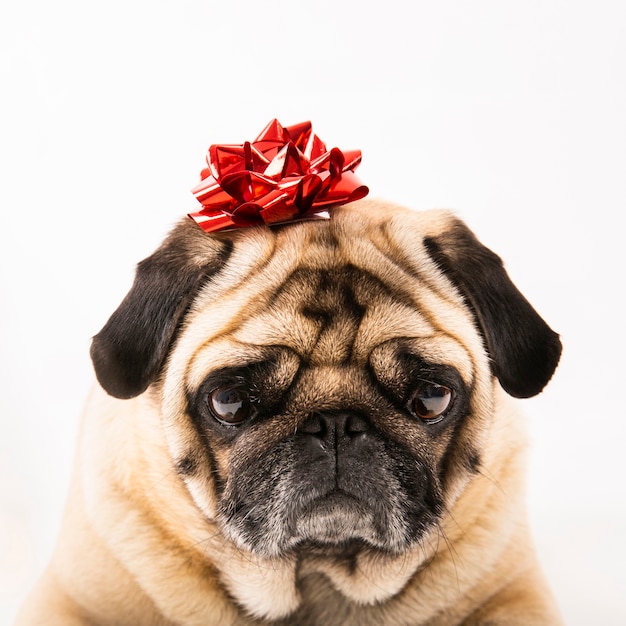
[424,219,562,398]
[90,219,232,399]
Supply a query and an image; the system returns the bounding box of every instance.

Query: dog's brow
[274,266,396,366]
[230,265,434,365]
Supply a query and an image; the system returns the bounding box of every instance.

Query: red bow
[188,119,369,232]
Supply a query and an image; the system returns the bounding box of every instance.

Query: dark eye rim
[407,380,455,425]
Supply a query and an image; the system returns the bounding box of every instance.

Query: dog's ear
[90,219,232,399]
[424,219,562,398]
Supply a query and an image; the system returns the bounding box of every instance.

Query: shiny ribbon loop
[189,119,369,233]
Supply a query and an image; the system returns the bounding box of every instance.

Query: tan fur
[16,200,563,625]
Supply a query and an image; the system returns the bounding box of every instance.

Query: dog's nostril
[298,412,370,443]
[344,413,369,436]
[298,414,326,437]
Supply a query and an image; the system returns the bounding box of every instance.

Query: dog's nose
[298,412,370,449]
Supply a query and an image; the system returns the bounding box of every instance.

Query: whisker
[435,522,463,593]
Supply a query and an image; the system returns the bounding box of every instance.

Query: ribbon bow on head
[188,119,369,232]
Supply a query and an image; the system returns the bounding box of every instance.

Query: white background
[1,1,624,624]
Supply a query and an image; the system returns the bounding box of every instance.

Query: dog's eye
[207,387,256,426]
[409,383,453,424]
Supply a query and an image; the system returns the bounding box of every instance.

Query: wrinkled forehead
[176,221,479,389]
[233,265,436,365]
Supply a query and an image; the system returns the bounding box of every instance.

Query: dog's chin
[292,491,379,546]
[292,537,376,561]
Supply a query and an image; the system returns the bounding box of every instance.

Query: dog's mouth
[215,433,443,559]
[297,489,369,527]
[302,489,364,512]
[288,489,393,553]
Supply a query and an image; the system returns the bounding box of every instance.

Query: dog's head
[90,200,561,560]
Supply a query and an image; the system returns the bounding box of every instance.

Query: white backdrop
[1,1,625,624]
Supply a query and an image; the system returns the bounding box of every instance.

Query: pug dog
[16,199,563,625]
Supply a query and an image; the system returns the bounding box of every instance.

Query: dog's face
[90,200,561,563]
